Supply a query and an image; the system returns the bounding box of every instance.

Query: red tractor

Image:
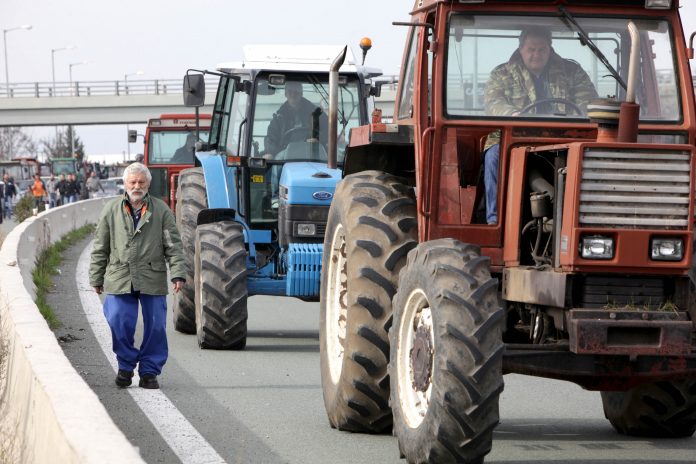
[320,1,696,463]
[132,113,211,210]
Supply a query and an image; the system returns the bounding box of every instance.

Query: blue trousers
[103,292,168,376]
[484,144,500,224]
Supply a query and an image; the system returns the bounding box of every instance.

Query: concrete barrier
[0,199,144,464]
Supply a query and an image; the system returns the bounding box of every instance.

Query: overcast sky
[3,0,696,159]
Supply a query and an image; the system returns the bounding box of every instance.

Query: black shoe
[115,370,134,388]
[139,374,159,389]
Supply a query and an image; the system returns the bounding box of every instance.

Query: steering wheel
[519,98,583,116]
[280,127,311,148]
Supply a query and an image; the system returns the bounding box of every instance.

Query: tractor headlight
[581,236,614,260]
[296,223,316,236]
[650,238,683,261]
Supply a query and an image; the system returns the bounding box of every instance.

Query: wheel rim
[325,223,348,384]
[397,288,434,428]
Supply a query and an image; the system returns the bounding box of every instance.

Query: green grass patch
[32,224,96,329]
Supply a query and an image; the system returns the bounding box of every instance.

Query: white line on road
[77,241,227,464]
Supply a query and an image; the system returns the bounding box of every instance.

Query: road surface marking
[77,241,227,464]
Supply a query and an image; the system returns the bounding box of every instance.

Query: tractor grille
[578,275,667,309]
[579,149,692,230]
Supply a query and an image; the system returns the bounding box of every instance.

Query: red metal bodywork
[350,0,696,389]
[143,113,211,210]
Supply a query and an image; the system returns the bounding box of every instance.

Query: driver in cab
[482,26,598,224]
[264,80,327,157]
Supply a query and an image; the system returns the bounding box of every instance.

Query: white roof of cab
[216,45,382,78]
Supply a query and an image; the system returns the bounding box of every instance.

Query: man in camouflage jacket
[482,27,598,224]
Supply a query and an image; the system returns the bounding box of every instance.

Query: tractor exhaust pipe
[617,21,640,143]
[328,46,347,170]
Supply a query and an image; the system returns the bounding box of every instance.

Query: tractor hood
[278,162,341,206]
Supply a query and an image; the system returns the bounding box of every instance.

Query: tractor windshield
[446,14,679,122]
[147,130,210,165]
[251,75,362,162]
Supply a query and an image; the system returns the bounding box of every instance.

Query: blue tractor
[173,45,383,349]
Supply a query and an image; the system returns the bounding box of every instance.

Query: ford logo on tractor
[313,191,333,201]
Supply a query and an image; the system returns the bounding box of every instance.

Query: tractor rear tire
[601,380,696,438]
[194,221,248,350]
[173,167,207,334]
[390,239,504,464]
[320,171,417,433]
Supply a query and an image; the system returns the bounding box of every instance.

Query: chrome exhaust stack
[328,46,347,170]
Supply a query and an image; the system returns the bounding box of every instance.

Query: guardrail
[0,78,220,98]
[0,75,400,99]
[0,200,144,464]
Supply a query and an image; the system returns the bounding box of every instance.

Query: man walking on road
[89,162,186,389]
[65,173,80,203]
[85,170,104,198]
[46,173,59,209]
[2,174,16,218]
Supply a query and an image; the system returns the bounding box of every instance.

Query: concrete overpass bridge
[0,78,397,127]
[0,79,218,126]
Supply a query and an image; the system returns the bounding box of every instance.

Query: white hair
[122,162,152,184]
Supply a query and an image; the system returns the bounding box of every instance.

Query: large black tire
[390,239,504,464]
[320,171,417,433]
[173,167,207,334]
[601,380,696,438]
[194,221,248,349]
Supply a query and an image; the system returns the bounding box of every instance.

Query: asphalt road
[47,236,696,464]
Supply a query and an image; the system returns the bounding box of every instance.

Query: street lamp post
[3,24,32,98]
[68,61,88,97]
[123,70,144,96]
[124,71,144,160]
[68,61,88,158]
[51,45,75,97]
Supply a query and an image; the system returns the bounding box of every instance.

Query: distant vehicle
[15,179,33,199]
[91,177,121,199]
[131,114,211,210]
[50,157,78,176]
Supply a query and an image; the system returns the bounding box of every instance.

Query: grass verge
[32,224,96,329]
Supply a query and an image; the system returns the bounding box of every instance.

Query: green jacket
[89,193,186,295]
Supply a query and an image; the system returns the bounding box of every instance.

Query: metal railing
[0,78,219,98]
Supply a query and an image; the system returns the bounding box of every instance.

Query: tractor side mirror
[183,73,206,107]
[127,129,138,143]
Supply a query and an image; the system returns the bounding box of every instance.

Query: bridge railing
[0,78,220,98]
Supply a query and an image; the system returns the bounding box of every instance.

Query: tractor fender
[196,151,239,212]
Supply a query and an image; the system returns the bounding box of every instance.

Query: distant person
[46,173,59,209]
[0,180,4,223]
[85,171,105,198]
[171,133,197,164]
[56,174,67,206]
[89,162,186,389]
[64,173,80,203]
[2,174,16,218]
[265,81,327,156]
[29,174,47,212]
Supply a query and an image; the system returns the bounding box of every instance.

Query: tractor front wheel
[390,239,504,464]
[194,221,248,350]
